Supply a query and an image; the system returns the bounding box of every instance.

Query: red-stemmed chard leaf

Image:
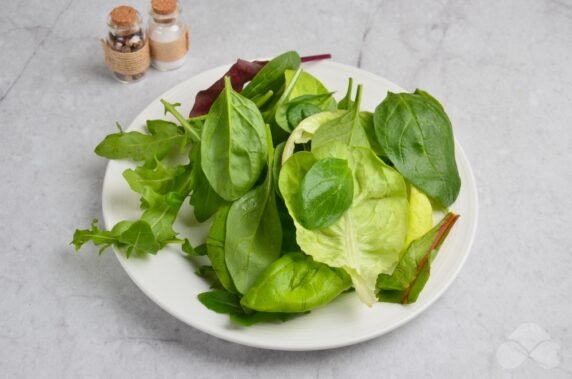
[189,59,266,117]
[189,53,332,117]
[377,213,460,304]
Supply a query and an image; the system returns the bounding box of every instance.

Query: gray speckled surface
[1,0,572,377]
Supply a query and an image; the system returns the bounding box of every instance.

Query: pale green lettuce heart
[279,143,409,305]
[405,185,433,247]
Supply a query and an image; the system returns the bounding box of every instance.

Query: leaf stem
[161,99,201,142]
[300,54,332,63]
[401,213,459,304]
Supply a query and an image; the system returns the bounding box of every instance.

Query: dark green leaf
[206,205,238,293]
[241,51,301,99]
[195,266,222,289]
[189,145,224,222]
[359,111,386,157]
[197,290,243,315]
[201,76,268,201]
[277,198,300,253]
[374,90,461,207]
[297,158,354,230]
[225,167,282,294]
[230,311,305,326]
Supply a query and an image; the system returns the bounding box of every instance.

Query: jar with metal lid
[102,5,150,83]
[148,0,189,71]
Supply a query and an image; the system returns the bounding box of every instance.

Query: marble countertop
[1,0,571,377]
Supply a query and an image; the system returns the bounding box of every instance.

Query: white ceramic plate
[102,60,478,351]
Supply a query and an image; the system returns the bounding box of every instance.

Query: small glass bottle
[103,6,150,83]
[148,0,189,71]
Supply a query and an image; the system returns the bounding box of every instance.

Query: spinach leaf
[241,51,301,99]
[206,204,238,293]
[194,266,222,289]
[198,289,305,326]
[241,252,351,313]
[311,85,370,151]
[95,120,184,164]
[197,290,244,315]
[277,198,300,253]
[272,70,336,133]
[189,145,224,222]
[230,311,303,326]
[297,158,354,230]
[201,76,268,201]
[279,144,408,305]
[377,213,459,304]
[359,111,385,157]
[225,129,282,294]
[275,93,336,132]
[374,90,461,207]
[338,78,354,110]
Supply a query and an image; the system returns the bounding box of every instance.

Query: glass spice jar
[148,0,189,71]
[102,5,150,83]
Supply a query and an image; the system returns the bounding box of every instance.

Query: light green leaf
[241,252,351,313]
[279,144,409,305]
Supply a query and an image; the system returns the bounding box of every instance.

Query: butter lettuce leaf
[279,144,409,305]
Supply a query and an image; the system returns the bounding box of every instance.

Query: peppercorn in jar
[102,5,150,83]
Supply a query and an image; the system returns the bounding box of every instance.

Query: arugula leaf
[72,219,118,254]
[182,239,207,256]
[374,90,461,207]
[118,220,161,257]
[95,120,184,164]
[72,219,161,257]
[123,161,187,198]
[377,213,459,304]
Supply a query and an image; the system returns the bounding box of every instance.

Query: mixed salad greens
[72,51,461,325]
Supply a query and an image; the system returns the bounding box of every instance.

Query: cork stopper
[110,5,138,27]
[152,0,177,15]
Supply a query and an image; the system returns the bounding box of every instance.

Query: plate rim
[101,59,479,351]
